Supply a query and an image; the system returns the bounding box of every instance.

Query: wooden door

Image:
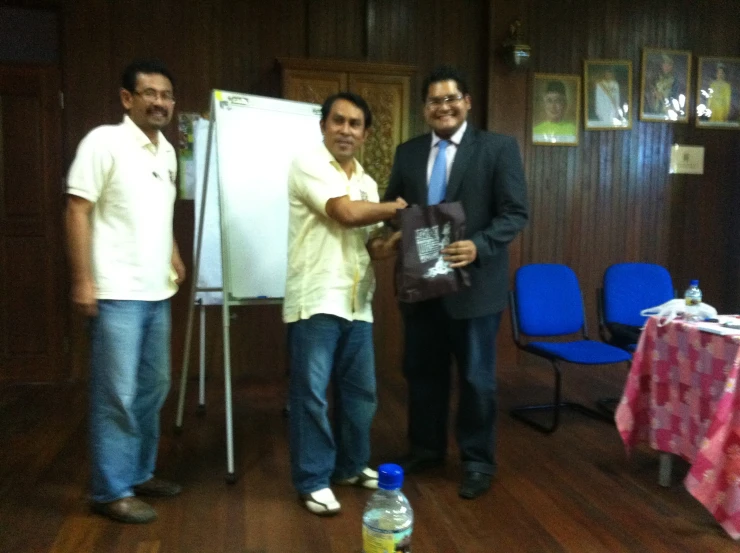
[279,58,415,196]
[0,65,67,382]
[348,73,411,194]
[282,69,347,105]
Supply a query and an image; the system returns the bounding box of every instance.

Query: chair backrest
[514,263,585,337]
[603,263,674,327]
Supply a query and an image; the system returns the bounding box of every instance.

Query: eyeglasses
[133,88,176,103]
[425,94,464,108]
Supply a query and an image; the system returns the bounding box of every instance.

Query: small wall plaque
[669,145,705,174]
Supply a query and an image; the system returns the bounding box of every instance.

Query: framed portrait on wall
[584,60,632,130]
[639,48,691,122]
[696,56,740,129]
[532,73,581,146]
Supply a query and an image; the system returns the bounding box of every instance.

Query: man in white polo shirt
[65,59,186,524]
[284,92,406,515]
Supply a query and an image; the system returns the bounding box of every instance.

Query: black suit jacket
[384,125,528,319]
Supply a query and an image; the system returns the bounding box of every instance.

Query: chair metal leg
[659,453,673,487]
[596,361,631,416]
[510,360,614,433]
[596,397,620,415]
[510,360,562,433]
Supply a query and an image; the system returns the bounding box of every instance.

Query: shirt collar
[431,120,467,148]
[320,142,365,179]
[122,115,172,152]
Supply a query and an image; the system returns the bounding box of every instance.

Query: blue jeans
[288,315,377,494]
[88,299,171,503]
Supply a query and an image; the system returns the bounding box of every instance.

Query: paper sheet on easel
[193,118,223,305]
[669,145,704,174]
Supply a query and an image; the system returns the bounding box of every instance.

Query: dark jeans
[402,300,502,475]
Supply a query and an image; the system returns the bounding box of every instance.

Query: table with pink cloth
[615,316,740,539]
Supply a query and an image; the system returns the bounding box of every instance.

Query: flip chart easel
[174,90,322,482]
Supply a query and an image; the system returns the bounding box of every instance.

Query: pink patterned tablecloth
[616,316,740,539]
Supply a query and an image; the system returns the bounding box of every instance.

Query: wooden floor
[1,356,738,553]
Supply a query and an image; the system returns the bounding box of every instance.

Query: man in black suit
[383,66,528,499]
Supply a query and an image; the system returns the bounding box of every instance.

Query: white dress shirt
[426,121,468,185]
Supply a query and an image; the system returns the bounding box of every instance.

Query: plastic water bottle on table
[684,279,702,322]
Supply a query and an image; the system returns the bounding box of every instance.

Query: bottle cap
[690,279,699,286]
[377,463,404,490]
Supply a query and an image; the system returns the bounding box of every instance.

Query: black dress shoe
[91,497,157,523]
[396,453,444,474]
[133,477,183,497]
[458,471,491,499]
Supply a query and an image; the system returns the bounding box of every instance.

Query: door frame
[0,63,69,383]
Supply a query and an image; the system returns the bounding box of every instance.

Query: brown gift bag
[395,202,471,303]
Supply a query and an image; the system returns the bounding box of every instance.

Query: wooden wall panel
[675,0,740,312]
[220,0,307,97]
[507,0,740,337]
[12,0,737,381]
[366,0,412,63]
[167,0,223,113]
[62,0,114,157]
[367,0,488,135]
[488,0,529,367]
[728,141,740,311]
[55,0,490,160]
[52,0,488,381]
[306,0,366,59]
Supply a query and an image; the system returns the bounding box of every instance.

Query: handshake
[366,196,407,259]
[387,196,408,230]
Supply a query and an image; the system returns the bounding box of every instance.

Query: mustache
[147,107,169,116]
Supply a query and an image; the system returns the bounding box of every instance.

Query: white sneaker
[301,487,341,516]
[334,467,379,489]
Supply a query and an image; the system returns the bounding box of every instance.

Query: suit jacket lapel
[445,125,476,202]
[411,135,432,205]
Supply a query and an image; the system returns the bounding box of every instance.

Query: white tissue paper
[640,299,718,326]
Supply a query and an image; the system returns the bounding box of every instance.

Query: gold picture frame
[584,60,632,130]
[696,56,740,129]
[639,48,691,123]
[532,73,581,146]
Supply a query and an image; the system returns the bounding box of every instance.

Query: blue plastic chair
[510,263,633,433]
[598,262,674,352]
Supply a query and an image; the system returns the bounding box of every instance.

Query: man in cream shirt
[284,92,406,515]
[65,59,185,524]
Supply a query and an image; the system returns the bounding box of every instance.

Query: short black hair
[545,80,566,96]
[121,58,175,93]
[421,66,469,101]
[320,92,372,129]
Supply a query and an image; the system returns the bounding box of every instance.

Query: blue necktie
[427,139,449,205]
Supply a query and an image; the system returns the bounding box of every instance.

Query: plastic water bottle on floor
[684,279,702,322]
[362,463,413,553]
